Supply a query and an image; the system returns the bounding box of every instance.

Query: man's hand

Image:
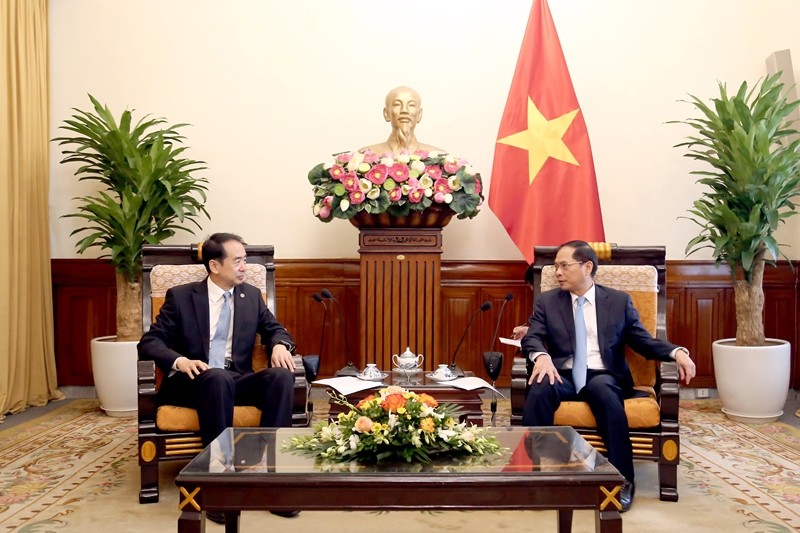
[528,354,563,386]
[511,325,529,340]
[675,349,696,385]
[175,357,208,379]
[271,343,296,371]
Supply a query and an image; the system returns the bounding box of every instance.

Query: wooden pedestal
[358,227,443,372]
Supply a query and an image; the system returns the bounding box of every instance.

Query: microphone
[449,301,492,377]
[483,293,513,426]
[321,289,358,376]
[301,294,326,384]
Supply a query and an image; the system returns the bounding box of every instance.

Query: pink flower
[361,150,380,164]
[354,416,374,433]
[433,192,447,203]
[349,190,366,205]
[408,188,424,203]
[413,150,429,159]
[433,178,452,194]
[335,153,352,164]
[425,165,442,180]
[366,164,389,185]
[323,195,333,206]
[341,172,359,192]
[475,179,482,194]
[329,165,346,180]
[319,205,331,218]
[443,160,460,174]
[389,187,403,202]
[389,163,410,182]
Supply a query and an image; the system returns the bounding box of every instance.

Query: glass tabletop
[180,426,618,477]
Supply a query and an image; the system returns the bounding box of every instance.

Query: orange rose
[381,393,407,412]
[354,416,374,433]
[418,393,438,408]
[420,417,436,433]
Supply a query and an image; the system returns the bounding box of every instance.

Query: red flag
[489,0,604,263]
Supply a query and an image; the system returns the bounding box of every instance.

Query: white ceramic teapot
[392,347,424,371]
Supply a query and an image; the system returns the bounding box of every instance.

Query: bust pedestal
[352,206,451,372]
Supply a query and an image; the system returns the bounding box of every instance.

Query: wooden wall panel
[52,258,798,390]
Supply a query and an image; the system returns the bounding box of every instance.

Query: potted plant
[675,73,800,422]
[54,95,209,415]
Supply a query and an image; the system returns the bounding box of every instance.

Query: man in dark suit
[521,240,696,512]
[138,232,296,447]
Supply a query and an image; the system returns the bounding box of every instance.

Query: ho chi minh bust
[359,86,444,157]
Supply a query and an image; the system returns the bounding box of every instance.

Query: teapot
[392,347,424,371]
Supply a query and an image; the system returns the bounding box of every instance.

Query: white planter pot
[90,336,138,417]
[712,338,790,424]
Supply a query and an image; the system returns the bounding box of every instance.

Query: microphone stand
[322,289,359,376]
[483,294,513,426]
[449,301,492,377]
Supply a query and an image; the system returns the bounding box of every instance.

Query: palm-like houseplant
[676,73,800,346]
[54,95,210,342]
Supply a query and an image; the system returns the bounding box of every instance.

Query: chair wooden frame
[137,244,310,504]
[510,245,680,501]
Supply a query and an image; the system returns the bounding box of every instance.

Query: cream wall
[48,0,800,261]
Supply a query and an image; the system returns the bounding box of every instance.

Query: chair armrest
[658,360,679,425]
[510,355,530,425]
[137,360,158,423]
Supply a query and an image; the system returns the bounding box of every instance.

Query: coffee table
[327,371,486,426]
[175,426,624,533]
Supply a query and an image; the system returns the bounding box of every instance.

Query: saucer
[425,373,457,382]
[392,367,423,374]
[356,372,388,381]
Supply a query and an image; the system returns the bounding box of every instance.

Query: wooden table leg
[558,509,573,533]
[223,511,240,533]
[177,509,202,533]
[595,509,623,533]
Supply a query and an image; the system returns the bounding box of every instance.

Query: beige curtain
[0,0,63,420]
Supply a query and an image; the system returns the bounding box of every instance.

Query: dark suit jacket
[521,284,676,390]
[138,279,294,376]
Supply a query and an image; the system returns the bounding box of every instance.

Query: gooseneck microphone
[321,289,358,376]
[312,293,327,358]
[449,301,492,377]
[484,293,513,426]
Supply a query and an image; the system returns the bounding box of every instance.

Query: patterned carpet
[1,398,799,532]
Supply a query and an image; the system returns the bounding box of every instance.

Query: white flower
[444,193,453,204]
[340,199,350,212]
[396,152,410,164]
[349,434,360,450]
[410,160,425,173]
[346,152,364,172]
[424,188,433,197]
[461,430,476,443]
[447,175,461,190]
[380,156,395,167]
[419,175,434,189]
[366,187,381,200]
[437,428,458,440]
[359,178,372,192]
[463,165,476,176]
[313,204,322,216]
[428,150,440,158]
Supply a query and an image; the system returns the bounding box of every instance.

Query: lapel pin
[240,293,245,298]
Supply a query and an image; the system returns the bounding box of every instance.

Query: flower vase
[349,204,453,229]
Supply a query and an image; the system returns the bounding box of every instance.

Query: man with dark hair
[521,240,696,512]
[138,233,298,521]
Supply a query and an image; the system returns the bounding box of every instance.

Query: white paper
[447,377,507,398]
[499,336,521,348]
[312,376,383,395]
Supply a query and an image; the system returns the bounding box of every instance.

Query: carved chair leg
[139,463,160,504]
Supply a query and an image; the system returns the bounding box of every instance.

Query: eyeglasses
[551,261,585,271]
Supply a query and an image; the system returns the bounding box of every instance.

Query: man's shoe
[205,511,225,524]
[270,510,301,518]
[620,481,635,513]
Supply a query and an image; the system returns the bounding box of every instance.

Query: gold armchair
[510,245,680,501]
[137,244,310,504]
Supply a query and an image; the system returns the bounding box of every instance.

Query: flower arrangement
[308,149,484,222]
[283,386,503,463]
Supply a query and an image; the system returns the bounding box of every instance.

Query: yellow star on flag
[497,97,580,184]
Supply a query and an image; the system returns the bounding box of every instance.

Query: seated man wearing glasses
[520,240,696,512]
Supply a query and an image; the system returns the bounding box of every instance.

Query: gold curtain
[0,0,63,420]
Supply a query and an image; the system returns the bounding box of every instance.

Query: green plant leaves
[53,95,210,283]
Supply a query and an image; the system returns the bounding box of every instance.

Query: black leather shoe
[270,510,301,518]
[205,511,225,524]
[620,481,635,513]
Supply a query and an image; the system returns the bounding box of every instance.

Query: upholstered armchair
[510,245,680,501]
[137,244,310,504]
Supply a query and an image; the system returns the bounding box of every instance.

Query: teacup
[360,363,382,379]
[431,364,454,380]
